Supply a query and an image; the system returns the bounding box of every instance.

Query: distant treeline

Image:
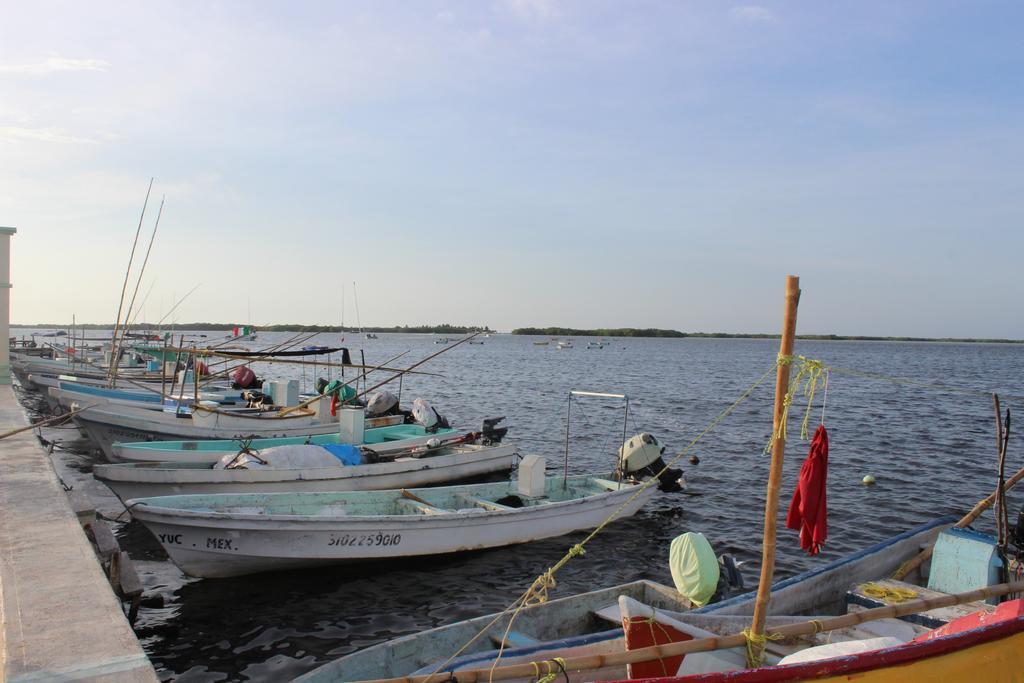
[512,327,686,338]
[511,328,1024,343]
[12,322,1021,343]
[13,322,492,334]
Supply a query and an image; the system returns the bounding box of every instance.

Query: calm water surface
[17,331,1024,681]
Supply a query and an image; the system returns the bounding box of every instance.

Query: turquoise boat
[109,423,461,464]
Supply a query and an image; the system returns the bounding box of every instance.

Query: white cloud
[0,126,98,144]
[500,0,560,22]
[730,5,776,23]
[0,57,110,76]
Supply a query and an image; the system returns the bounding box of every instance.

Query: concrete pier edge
[0,384,158,681]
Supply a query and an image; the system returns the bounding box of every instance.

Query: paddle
[356,580,1024,683]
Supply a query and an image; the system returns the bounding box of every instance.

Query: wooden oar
[0,403,99,441]
[892,462,1024,580]
[400,488,433,506]
[357,580,1024,683]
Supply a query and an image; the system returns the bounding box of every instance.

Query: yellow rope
[861,582,918,603]
[764,355,827,454]
[742,628,784,668]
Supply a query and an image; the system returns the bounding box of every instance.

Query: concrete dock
[0,384,158,682]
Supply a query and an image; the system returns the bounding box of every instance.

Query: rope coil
[861,582,919,603]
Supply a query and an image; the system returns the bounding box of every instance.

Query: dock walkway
[0,385,157,681]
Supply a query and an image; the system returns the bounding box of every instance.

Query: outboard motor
[233,366,258,389]
[411,398,450,433]
[719,554,745,592]
[618,432,684,492]
[1009,505,1024,557]
[366,391,400,417]
[482,417,508,445]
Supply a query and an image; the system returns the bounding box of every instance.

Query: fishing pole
[109,178,153,366]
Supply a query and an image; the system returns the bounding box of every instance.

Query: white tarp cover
[215,444,345,470]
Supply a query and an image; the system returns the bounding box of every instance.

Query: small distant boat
[557,340,574,350]
[365,333,378,339]
[129,468,655,578]
[434,337,451,344]
[533,341,549,346]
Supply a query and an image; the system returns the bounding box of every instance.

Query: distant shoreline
[10,322,1023,344]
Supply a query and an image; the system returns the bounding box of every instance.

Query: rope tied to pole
[741,627,783,669]
[764,355,828,453]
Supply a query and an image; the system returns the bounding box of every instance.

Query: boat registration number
[328,532,402,548]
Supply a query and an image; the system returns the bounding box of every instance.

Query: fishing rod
[109,196,165,386]
[354,331,480,401]
[126,278,158,329]
[196,331,330,388]
[154,284,202,327]
[275,349,412,416]
[109,178,153,367]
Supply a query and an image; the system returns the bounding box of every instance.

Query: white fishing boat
[106,420,468,464]
[71,400,405,460]
[46,380,246,413]
[95,440,518,500]
[129,461,656,579]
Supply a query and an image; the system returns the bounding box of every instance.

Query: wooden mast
[748,274,801,667]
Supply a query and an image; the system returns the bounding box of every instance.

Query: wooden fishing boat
[46,379,246,412]
[105,421,458,464]
[128,470,656,579]
[94,440,518,499]
[70,401,406,460]
[292,516,955,682]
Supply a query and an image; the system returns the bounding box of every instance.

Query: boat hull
[72,403,404,461]
[130,477,655,578]
[605,614,1024,682]
[94,443,518,499]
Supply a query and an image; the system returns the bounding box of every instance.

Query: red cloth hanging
[786,424,829,556]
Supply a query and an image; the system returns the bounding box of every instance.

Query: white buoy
[862,475,876,486]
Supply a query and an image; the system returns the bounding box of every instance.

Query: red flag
[786,424,829,555]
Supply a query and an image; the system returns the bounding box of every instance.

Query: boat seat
[846,578,995,628]
[456,494,515,512]
[489,631,539,649]
[592,603,623,624]
[397,498,451,515]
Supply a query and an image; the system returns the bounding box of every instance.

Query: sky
[1,1,1022,337]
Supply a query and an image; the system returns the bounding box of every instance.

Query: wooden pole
[994,394,1007,546]
[748,274,800,667]
[356,579,1024,683]
[0,403,99,441]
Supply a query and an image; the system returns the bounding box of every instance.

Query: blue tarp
[320,443,362,466]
